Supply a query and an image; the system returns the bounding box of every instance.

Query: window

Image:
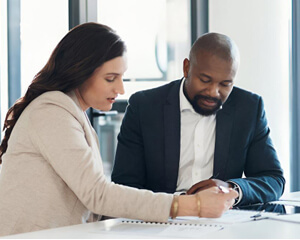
[0,0,8,135]
[97,0,191,100]
[95,0,192,177]
[20,0,69,95]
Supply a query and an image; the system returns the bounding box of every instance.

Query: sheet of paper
[280,192,300,202]
[269,213,300,224]
[93,220,223,238]
[159,224,223,237]
[270,200,300,207]
[175,209,278,224]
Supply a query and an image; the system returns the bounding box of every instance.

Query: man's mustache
[194,95,221,103]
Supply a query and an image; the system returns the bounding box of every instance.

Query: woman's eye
[106,79,114,82]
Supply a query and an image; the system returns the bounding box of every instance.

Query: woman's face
[76,56,127,111]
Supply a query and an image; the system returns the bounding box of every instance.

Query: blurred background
[0,0,297,193]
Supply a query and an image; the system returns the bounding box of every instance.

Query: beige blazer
[0,91,172,236]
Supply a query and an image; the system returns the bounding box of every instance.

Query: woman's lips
[107,98,116,103]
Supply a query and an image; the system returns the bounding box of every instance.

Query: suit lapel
[213,97,235,180]
[163,80,181,192]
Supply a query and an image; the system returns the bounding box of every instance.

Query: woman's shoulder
[23,90,84,124]
[29,91,80,113]
[33,91,77,107]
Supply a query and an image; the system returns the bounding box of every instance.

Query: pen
[250,209,265,219]
[218,185,230,193]
[209,172,220,179]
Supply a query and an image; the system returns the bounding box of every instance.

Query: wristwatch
[228,182,241,205]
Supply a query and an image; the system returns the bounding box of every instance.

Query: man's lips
[202,99,218,107]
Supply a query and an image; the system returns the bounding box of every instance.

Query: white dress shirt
[176,79,216,192]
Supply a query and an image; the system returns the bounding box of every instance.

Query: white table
[4,192,300,239]
[4,217,300,239]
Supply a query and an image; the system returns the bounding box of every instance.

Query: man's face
[183,50,238,116]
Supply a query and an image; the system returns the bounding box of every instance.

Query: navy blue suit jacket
[112,79,285,206]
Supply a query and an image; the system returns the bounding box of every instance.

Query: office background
[0,0,298,193]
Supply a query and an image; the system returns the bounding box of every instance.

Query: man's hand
[187,179,234,195]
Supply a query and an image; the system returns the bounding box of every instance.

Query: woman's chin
[98,105,113,112]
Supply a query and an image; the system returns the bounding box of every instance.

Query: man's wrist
[227,181,243,206]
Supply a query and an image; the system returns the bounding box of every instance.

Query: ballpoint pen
[250,209,265,219]
[209,172,220,179]
[209,173,230,193]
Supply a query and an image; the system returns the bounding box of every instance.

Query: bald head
[183,33,239,116]
[189,32,240,65]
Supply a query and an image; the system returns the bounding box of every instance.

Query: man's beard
[190,94,222,116]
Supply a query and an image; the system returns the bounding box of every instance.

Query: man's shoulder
[130,79,181,103]
[229,86,261,104]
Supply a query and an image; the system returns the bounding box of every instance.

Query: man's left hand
[186,179,233,195]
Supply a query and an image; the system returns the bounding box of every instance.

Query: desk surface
[4,192,300,239]
[4,218,300,239]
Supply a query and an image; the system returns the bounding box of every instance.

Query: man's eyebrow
[199,73,233,82]
[199,73,212,79]
[222,79,233,82]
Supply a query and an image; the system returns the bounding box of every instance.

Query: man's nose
[207,83,220,98]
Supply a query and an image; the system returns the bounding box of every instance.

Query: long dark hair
[0,22,126,163]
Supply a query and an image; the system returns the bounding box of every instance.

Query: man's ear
[183,58,190,78]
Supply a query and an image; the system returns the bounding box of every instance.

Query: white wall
[209,0,291,192]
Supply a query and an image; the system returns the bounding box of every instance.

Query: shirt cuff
[174,191,186,196]
[227,181,243,206]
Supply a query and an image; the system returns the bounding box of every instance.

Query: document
[175,209,278,224]
[280,192,300,202]
[270,200,300,207]
[268,213,300,224]
[159,223,223,238]
[95,219,224,238]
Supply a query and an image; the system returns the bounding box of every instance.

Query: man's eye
[200,78,210,83]
[221,82,232,87]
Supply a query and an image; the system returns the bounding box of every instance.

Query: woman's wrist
[176,194,199,217]
[170,195,179,219]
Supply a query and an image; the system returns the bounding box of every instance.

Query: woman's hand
[196,186,238,218]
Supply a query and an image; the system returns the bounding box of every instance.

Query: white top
[176,79,216,191]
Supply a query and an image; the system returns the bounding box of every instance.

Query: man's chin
[193,104,222,116]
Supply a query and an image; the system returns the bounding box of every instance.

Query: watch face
[233,185,239,192]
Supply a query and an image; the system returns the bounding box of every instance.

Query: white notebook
[101,219,224,238]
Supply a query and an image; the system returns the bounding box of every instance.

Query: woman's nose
[115,79,125,95]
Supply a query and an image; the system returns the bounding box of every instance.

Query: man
[111,33,285,206]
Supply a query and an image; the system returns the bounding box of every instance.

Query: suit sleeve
[112,93,147,189]
[229,97,285,206]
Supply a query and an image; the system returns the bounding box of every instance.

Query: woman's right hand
[197,186,238,218]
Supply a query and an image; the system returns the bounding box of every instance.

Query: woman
[0,22,237,236]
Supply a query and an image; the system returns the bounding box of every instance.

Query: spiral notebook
[101,219,224,238]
